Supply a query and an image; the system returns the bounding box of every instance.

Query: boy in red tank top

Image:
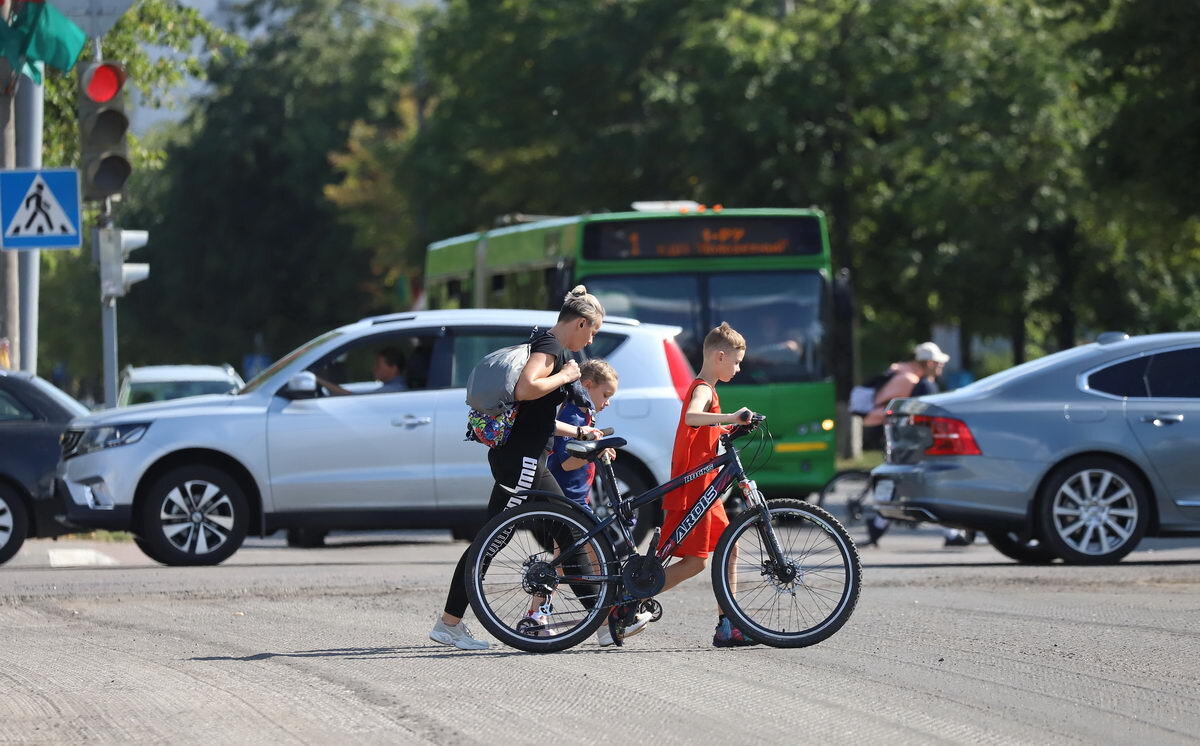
[658,322,756,647]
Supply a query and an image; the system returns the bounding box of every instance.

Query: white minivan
[56,309,692,565]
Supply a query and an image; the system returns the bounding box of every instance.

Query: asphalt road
[2,528,1198,745]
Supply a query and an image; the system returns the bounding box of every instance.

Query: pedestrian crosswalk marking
[4,174,78,238]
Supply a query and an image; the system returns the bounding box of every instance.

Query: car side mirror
[282,371,318,399]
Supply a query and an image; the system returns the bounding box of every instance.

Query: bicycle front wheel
[816,469,873,526]
[712,498,861,648]
[466,502,618,653]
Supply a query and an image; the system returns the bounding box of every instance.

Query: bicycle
[463,415,862,653]
[816,469,874,527]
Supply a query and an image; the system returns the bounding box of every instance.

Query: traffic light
[98,228,149,299]
[77,62,131,201]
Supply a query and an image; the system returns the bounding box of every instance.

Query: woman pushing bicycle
[429,286,608,651]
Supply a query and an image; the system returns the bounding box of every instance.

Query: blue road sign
[0,168,83,250]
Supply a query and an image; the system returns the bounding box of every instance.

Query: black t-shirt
[505,330,567,453]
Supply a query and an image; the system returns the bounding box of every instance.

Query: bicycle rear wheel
[712,498,861,648]
[466,502,618,653]
[816,469,873,526]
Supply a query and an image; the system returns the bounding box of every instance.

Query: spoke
[195,524,210,554]
[195,483,222,512]
[163,521,191,539]
[1107,508,1136,518]
[1080,473,1094,501]
[206,514,235,531]
[1101,488,1132,506]
[1058,519,1084,536]
[1104,518,1131,541]
[1059,483,1084,505]
[1098,527,1110,554]
[1079,524,1096,552]
[165,488,190,514]
[1053,506,1082,517]
[1094,472,1113,502]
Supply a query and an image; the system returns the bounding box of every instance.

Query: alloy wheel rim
[0,496,12,548]
[159,480,235,555]
[1052,469,1138,556]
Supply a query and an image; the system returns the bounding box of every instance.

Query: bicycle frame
[537,429,789,586]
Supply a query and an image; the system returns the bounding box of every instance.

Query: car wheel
[611,461,657,547]
[137,465,248,566]
[984,530,1058,564]
[0,486,30,566]
[1037,458,1149,565]
[286,528,328,548]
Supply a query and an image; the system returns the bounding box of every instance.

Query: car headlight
[64,423,150,459]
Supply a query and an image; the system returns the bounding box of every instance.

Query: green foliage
[37,0,244,394]
[38,0,1200,389]
[118,0,416,368]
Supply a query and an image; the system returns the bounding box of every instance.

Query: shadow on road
[190,644,745,663]
[864,558,1200,570]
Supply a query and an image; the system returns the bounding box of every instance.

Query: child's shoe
[713,616,758,647]
[519,609,556,637]
[603,602,652,646]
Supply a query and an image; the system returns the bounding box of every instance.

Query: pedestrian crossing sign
[0,168,83,250]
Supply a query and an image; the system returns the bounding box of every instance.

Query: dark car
[0,370,90,565]
[871,332,1200,565]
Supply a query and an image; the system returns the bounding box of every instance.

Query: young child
[547,359,619,513]
[657,322,756,647]
[542,359,651,646]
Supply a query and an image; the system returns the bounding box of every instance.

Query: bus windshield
[586,270,827,384]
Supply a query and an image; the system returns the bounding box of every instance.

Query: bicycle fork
[742,478,797,583]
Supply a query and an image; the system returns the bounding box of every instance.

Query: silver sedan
[871,332,1200,564]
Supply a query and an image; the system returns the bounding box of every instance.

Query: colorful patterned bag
[466,404,520,448]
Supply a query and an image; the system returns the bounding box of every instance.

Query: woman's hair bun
[567,284,588,299]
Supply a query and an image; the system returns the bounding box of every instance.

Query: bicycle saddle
[565,436,626,459]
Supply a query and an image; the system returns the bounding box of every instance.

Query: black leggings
[443,446,564,619]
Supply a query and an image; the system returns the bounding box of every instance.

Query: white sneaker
[429,619,490,650]
[521,610,557,637]
[596,610,653,647]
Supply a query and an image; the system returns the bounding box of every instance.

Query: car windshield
[238,331,344,394]
[127,380,239,405]
[29,377,89,417]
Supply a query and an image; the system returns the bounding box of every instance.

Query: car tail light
[912,415,982,456]
[663,338,694,401]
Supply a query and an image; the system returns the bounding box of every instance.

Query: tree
[37,0,243,395]
[118,0,416,369]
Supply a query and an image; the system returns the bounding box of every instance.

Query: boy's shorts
[661,500,729,558]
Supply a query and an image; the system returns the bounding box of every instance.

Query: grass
[837,449,884,472]
[63,530,135,543]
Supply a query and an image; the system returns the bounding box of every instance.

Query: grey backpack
[464,335,535,415]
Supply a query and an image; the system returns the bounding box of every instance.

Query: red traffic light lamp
[78,62,131,201]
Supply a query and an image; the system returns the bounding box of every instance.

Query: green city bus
[424,206,838,497]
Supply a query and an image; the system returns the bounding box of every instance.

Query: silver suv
[56,309,691,565]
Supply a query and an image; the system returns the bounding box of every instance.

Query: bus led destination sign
[584,217,823,261]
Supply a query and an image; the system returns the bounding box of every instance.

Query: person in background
[864,342,975,548]
[318,347,408,395]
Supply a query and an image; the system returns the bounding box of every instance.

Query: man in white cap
[861,341,949,427]
[861,341,975,548]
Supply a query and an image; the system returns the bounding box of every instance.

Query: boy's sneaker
[429,619,490,650]
[600,603,653,647]
[713,617,758,648]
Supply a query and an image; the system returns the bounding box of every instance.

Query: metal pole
[16,66,42,374]
[101,294,117,407]
[0,0,18,369]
